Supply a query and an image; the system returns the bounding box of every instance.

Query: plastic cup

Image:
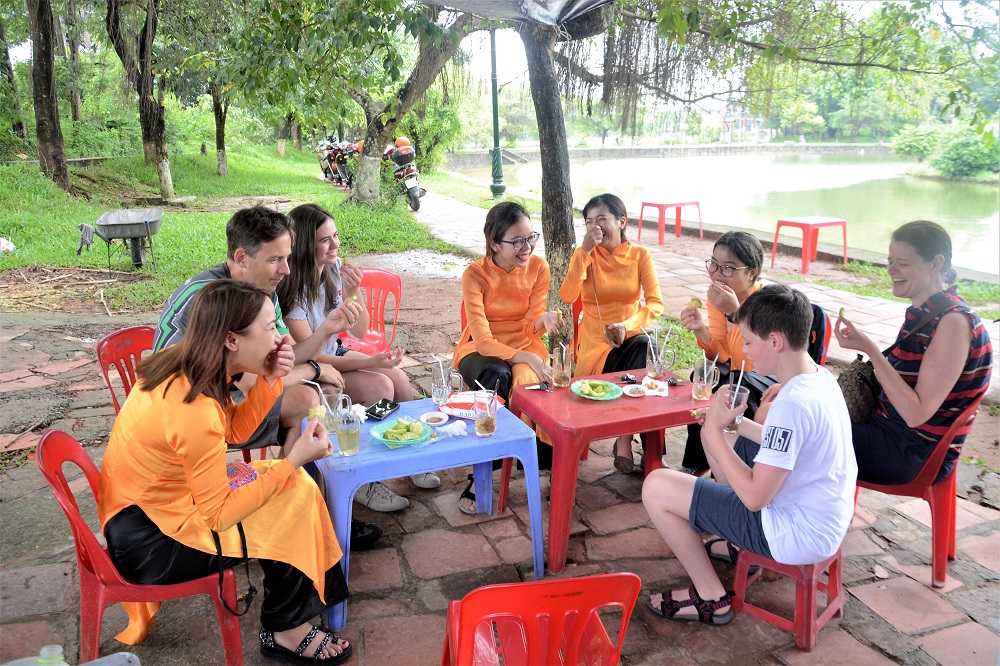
[722,385,750,434]
[692,359,720,401]
[431,365,463,405]
[474,390,497,437]
[551,348,572,388]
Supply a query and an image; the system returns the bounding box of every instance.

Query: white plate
[622,384,648,398]
[420,411,449,426]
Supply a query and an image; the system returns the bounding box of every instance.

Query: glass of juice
[335,394,360,456]
[474,390,497,437]
[551,348,572,388]
[691,359,720,401]
[721,385,750,434]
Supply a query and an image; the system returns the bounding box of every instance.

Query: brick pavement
[1,195,998,665]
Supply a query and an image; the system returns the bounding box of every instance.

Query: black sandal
[705,537,759,574]
[458,473,477,515]
[646,586,733,626]
[260,627,353,664]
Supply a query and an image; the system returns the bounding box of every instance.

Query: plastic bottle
[0,645,69,666]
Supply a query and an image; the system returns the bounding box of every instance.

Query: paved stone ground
[2,193,998,665]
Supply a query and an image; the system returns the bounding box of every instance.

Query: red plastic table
[509,369,701,573]
[770,216,848,274]
[638,201,704,244]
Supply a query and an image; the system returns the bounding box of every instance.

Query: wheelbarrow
[94,208,164,269]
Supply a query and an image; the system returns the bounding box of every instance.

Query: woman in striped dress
[835,221,993,485]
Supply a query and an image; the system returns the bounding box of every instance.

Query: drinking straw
[302,379,333,413]
[735,360,746,394]
[432,354,445,383]
[475,380,489,391]
[709,351,720,380]
[640,325,659,364]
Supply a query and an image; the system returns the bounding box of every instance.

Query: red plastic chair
[858,394,984,588]
[732,549,843,651]
[341,267,400,355]
[441,572,641,666]
[35,430,244,665]
[95,326,155,414]
[96,326,264,462]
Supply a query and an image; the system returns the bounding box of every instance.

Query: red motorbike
[383,137,424,211]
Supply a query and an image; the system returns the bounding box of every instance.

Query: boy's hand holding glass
[704,389,747,434]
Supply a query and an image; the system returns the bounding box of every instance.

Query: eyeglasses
[705,259,752,277]
[498,232,540,251]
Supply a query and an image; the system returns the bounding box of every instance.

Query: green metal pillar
[489,28,507,198]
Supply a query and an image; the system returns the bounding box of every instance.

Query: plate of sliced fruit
[570,379,623,401]
[370,418,433,448]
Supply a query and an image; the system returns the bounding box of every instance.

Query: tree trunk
[27,0,69,190]
[293,123,302,151]
[0,20,29,141]
[350,11,475,206]
[277,113,293,156]
[107,0,173,199]
[65,0,81,121]
[521,23,574,330]
[153,75,174,198]
[211,81,228,176]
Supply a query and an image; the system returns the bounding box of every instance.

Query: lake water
[462,154,1000,275]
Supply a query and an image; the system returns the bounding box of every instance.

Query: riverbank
[444,141,894,170]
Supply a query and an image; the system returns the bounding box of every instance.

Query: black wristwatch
[306,359,322,382]
[725,311,737,324]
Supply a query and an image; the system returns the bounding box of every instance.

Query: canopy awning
[444,0,613,25]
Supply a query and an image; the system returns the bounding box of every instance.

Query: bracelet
[306,359,321,382]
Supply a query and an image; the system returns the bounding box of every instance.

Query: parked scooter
[317,137,336,182]
[382,137,424,211]
[316,137,358,188]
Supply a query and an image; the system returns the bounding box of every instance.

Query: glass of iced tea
[691,359,720,401]
[474,390,497,437]
[335,394,360,456]
[721,384,750,434]
[551,348,572,388]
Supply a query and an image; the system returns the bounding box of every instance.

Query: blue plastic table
[312,398,545,631]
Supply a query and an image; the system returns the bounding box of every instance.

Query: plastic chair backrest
[96,326,155,414]
[862,394,983,494]
[350,268,400,354]
[36,430,131,586]
[807,304,831,366]
[445,572,641,666]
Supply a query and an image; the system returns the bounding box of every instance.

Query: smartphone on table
[366,398,400,421]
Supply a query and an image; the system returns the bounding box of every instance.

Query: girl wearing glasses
[453,201,563,513]
[560,193,664,473]
[679,231,764,474]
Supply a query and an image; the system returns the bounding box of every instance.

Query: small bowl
[623,385,648,398]
[420,412,449,426]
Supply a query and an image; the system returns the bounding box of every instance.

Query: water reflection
[463,154,999,274]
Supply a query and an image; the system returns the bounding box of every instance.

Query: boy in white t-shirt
[642,284,857,625]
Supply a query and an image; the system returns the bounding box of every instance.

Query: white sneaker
[354,482,409,512]
[409,473,441,489]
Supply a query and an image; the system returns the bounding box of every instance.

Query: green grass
[0,148,459,310]
[420,170,544,217]
[783,261,1000,321]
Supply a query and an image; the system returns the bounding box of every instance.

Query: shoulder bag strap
[212,522,257,616]
[881,299,955,358]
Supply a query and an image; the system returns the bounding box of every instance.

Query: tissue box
[439,391,506,420]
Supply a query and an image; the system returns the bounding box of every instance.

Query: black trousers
[604,335,650,448]
[457,352,553,470]
[105,505,349,632]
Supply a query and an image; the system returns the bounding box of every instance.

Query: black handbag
[837,300,952,423]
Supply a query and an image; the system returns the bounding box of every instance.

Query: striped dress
[875,286,993,448]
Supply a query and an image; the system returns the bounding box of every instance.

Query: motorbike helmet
[395,136,411,147]
[356,140,365,152]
